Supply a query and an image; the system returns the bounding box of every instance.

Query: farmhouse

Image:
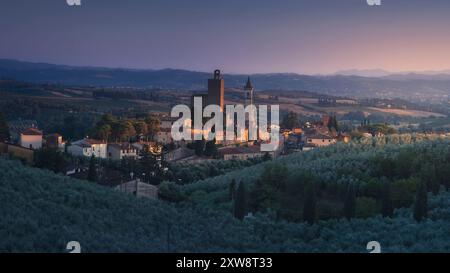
[20,127,43,150]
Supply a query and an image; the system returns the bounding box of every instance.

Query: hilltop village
[2,70,446,199]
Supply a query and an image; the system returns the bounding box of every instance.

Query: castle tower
[244,76,254,107]
[207,70,225,111]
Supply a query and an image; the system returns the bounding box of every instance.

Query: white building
[20,128,43,150]
[107,143,138,160]
[67,139,107,159]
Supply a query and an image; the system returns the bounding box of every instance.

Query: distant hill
[1,59,450,100]
[335,69,393,77]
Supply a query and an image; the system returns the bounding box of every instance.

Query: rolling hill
[1,59,450,101]
[2,136,450,252]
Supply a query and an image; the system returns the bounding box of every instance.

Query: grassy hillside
[2,136,450,252]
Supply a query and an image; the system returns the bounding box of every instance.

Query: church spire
[245,76,253,90]
[244,76,254,107]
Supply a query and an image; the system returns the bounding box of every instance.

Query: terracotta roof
[21,127,43,136]
[84,139,105,145]
[306,133,335,140]
[219,145,263,155]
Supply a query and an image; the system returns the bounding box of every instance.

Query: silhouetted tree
[204,140,218,157]
[145,115,161,141]
[0,112,9,142]
[414,181,428,222]
[194,140,205,156]
[381,181,393,218]
[229,179,236,201]
[303,181,317,225]
[344,184,356,220]
[87,155,98,182]
[34,148,68,173]
[234,181,246,220]
[281,111,300,130]
[262,152,272,161]
[328,115,339,131]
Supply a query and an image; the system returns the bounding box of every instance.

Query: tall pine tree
[87,155,98,182]
[234,181,246,221]
[229,179,236,201]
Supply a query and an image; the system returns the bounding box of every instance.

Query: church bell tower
[244,76,254,107]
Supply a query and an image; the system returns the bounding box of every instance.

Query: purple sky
[1,0,450,74]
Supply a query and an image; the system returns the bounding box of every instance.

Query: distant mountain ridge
[1,59,450,99]
[336,68,450,79]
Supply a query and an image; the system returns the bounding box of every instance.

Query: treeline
[89,114,160,142]
[0,99,98,140]
[93,90,160,101]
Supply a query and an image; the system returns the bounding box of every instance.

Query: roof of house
[219,145,263,156]
[72,138,105,147]
[21,127,43,136]
[108,143,136,150]
[84,139,106,145]
[305,131,335,140]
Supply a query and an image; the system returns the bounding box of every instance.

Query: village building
[132,141,158,154]
[67,139,107,158]
[116,179,158,199]
[107,143,138,160]
[304,132,336,147]
[165,147,195,162]
[218,145,275,160]
[20,127,43,150]
[44,133,66,151]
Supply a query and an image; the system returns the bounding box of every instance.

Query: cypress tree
[343,184,356,220]
[204,140,218,157]
[87,155,98,182]
[194,140,205,156]
[234,181,246,220]
[413,181,428,222]
[0,112,9,142]
[249,179,264,213]
[303,181,317,225]
[229,179,236,201]
[381,181,393,218]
